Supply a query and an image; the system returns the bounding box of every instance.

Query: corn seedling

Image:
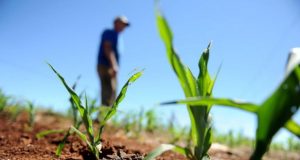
[27,101,35,128]
[167,113,184,144]
[48,63,142,159]
[120,111,134,134]
[145,9,218,160]
[135,108,144,137]
[124,108,145,137]
[287,136,300,151]
[167,113,175,134]
[145,109,158,133]
[9,103,24,121]
[162,51,300,159]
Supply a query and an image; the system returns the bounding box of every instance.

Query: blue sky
[0,0,300,142]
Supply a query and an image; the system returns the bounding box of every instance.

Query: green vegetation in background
[286,137,300,151]
[27,101,35,129]
[212,130,254,148]
[0,90,29,121]
[0,89,10,111]
[145,109,159,132]
[48,63,142,159]
[120,108,145,137]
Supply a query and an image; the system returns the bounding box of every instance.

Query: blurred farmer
[97,16,130,106]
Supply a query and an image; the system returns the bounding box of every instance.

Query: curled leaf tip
[208,41,212,49]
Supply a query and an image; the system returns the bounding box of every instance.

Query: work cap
[114,16,130,27]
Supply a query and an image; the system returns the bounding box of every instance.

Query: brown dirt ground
[0,111,299,160]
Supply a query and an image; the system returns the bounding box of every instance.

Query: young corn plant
[27,101,35,129]
[49,64,142,159]
[145,10,218,160]
[161,58,300,159]
[135,108,144,137]
[8,103,23,121]
[145,109,158,133]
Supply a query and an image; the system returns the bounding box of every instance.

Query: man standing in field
[97,16,130,107]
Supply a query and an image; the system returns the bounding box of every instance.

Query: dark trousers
[97,65,116,107]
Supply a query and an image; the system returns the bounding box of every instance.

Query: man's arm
[103,40,118,77]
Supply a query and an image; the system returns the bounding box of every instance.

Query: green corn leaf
[71,126,99,159]
[156,10,197,97]
[162,97,259,113]
[157,7,198,147]
[194,43,215,158]
[55,129,71,156]
[48,63,82,113]
[252,64,300,160]
[83,94,95,142]
[56,142,65,156]
[162,65,300,160]
[284,120,300,138]
[144,144,193,160]
[70,126,93,152]
[97,71,143,140]
[208,63,222,102]
[70,76,81,126]
[162,97,299,136]
[156,10,173,49]
[36,129,65,139]
[48,63,95,143]
[198,43,213,97]
[102,71,142,123]
[202,127,212,157]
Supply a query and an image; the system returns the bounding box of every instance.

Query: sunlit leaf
[97,71,143,140]
[284,120,300,138]
[252,65,300,159]
[36,129,65,139]
[70,126,93,152]
[162,97,259,113]
[144,144,193,160]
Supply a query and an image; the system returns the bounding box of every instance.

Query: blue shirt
[97,29,119,66]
